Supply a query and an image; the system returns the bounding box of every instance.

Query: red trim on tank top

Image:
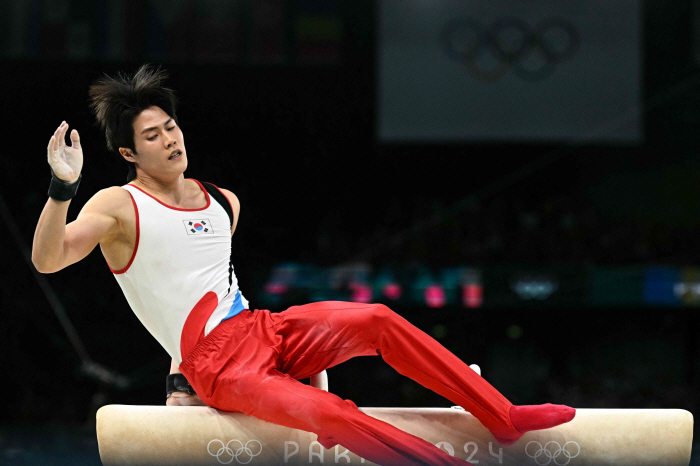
[110,190,140,274]
[126,178,211,212]
[208,182,236,226]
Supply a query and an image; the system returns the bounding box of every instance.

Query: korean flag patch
[183,219,214,235]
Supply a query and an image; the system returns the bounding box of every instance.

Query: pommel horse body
[96,405,693,465]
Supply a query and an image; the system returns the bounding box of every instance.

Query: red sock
[494,404,576,446]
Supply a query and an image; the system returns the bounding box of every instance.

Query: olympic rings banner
[378,0,641,142]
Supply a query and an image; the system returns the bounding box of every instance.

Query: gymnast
[32,65,575,466]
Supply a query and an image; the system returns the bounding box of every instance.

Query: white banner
[378,0,641,142]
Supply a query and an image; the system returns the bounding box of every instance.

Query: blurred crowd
[313,192,699,266]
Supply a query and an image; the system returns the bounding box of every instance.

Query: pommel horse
[96,369,694,465]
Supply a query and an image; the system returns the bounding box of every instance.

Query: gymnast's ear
[119,147,136,163]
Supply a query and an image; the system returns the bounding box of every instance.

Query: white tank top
[109,179,248,365]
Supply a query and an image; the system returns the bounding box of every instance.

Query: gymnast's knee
[369,303,398,325]
[356,302,389,320]
[345,303,398,342]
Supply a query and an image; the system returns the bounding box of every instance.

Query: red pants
[179,302,520,466]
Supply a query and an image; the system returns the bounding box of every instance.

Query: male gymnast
[32,65,575,466]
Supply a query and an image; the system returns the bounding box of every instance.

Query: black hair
[89,64,179,182]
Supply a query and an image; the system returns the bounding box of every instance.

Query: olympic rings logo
[525,440,581,465]
[207,439,263,464]
[441,17,580,82]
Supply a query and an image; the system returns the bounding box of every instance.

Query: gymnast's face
[120,105,187,179]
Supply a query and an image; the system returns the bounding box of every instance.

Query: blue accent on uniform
[220,290,245,323]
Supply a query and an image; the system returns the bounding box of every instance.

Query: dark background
[1,0,699,464]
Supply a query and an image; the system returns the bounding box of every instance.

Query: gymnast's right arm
[32,121,119,273]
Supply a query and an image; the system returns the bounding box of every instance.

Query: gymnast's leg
[223,369,470,466]
[270,301,575,444]
[180,310,471,465]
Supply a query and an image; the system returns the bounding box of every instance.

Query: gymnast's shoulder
[78,185,127,209]
[208,186,240,235]
[81,186,133,217]
[74,187,134,241]
[213,186,240,211]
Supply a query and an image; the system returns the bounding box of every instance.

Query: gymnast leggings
[179,302,520,466]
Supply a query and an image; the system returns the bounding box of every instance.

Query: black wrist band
[48,170,82,201]
[166,373,196,398]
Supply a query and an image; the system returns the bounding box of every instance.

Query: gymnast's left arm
[219,187,241,236]
[165,358,330,406]
[166,359,206,406]
[212,188,328,392]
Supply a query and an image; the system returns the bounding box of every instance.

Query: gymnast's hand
[166,358,207,406]
[166,392,207,407]
[47,121,83,183]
